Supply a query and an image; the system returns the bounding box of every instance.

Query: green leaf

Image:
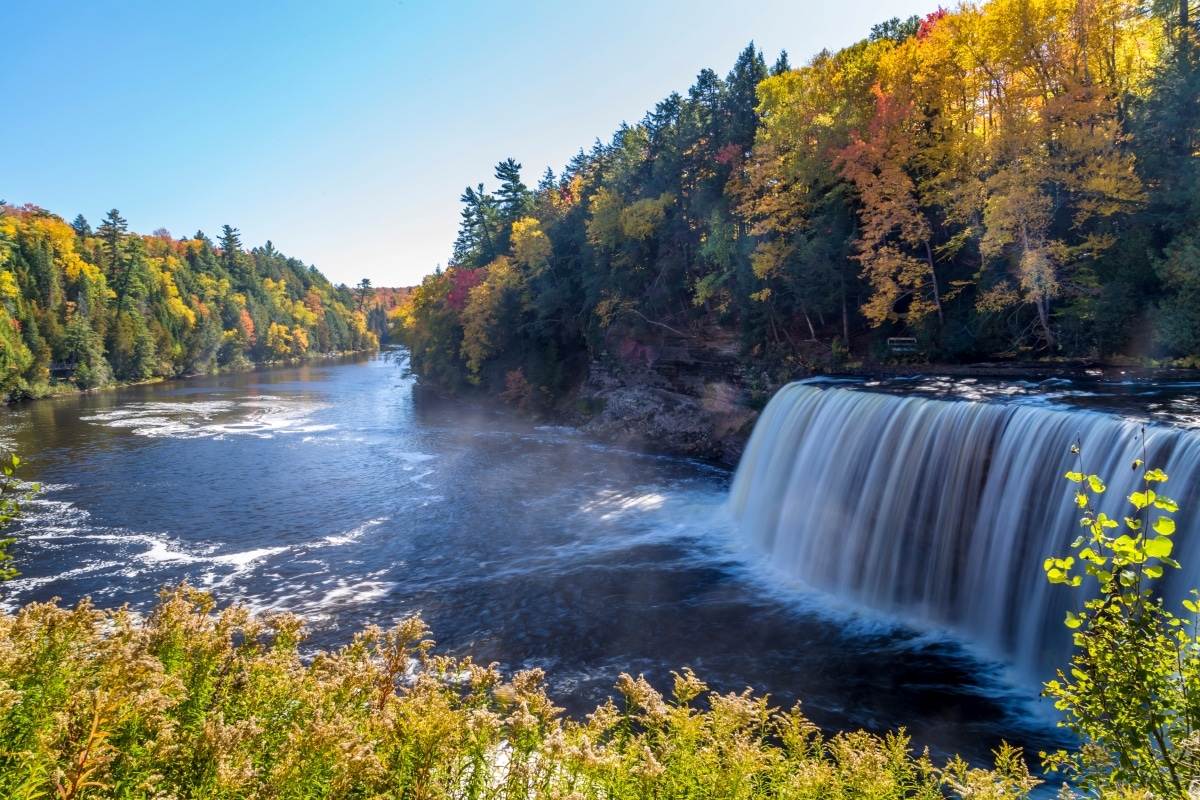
[1124,517,1143,531]
[1153,517,1176,536]
[1144,468,1168,483]
[1153,495,1179,512]
[1145,537,1174,559]
[1130,489,1155,510]
[1064,611,1082,629]
[1145,565,1164,579]
[1184,599,1199,613]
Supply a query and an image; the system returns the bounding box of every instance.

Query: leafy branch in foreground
[0,453,36,581]
[1042,441,1199,797]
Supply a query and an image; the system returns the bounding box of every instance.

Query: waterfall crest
[730,382,1200,676]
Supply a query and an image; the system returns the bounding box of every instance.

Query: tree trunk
[1181,0,1189,52]
[1037,295,1056,349]
[923,240,944,325]
[841,280,850,346]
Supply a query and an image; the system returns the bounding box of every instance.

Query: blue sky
[4,0,932,287]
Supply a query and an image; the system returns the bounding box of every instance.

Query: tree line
[0,204,378,400]
[396,0,1200,404]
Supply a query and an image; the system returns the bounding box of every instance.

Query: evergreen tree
[354,278,373,312]
[97,209,130,310]
[218,224,243,273]
[452,185,500,267]
[70,214,91,238]
[219,224,257,288]
[495,158,532,223]
[723,43,768,150]
[1136,13,1200,352]
[771,50,791,76]
[63,315,111,389]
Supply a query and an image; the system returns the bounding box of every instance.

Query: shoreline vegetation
[0,203,382,404]
[5,348,378,406]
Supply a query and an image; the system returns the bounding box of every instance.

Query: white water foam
[80,396,333,439]
[321,517,388,547]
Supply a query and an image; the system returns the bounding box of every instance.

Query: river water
[1,350,1075,765]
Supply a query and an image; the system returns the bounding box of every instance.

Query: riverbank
[4,348,379,407]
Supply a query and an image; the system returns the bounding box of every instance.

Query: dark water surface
[1,350,1063,765]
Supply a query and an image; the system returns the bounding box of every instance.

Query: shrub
[0,453,34,581]
[1041,444,1199,797]
[0,584,1040,799]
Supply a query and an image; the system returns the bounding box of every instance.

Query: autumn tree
[837,87,946,329]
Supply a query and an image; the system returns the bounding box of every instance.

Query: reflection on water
[3,350,1064,766]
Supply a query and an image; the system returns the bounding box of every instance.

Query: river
[1,349,1075,765]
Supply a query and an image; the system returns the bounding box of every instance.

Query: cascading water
[730,381,1200,678]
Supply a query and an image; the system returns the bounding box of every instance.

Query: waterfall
[729,381,1200,678]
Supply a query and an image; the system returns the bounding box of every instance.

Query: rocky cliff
[570,329,761,466]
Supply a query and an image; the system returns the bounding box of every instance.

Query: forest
[396,0,1200,405]
[0,204,378,401]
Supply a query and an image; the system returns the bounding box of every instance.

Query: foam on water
[80,396,332,439]
[322,517,389,547]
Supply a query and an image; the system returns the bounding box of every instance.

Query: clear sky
[4,0,932,287]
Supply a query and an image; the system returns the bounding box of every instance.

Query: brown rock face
[576,329,758,466]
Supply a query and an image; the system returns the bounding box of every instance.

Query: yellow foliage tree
[265,322,295,359]
[619,194,673,240]
[511,217,552,273]
[460,257,521,380]
[586,187,623,250]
